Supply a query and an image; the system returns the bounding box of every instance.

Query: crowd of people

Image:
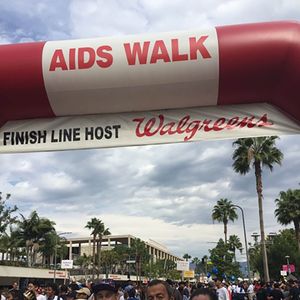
[1,278,300,300]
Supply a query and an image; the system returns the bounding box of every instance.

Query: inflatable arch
[0,21,299,152]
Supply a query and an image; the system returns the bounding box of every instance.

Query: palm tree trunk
[92,235,96,279]
[293,220,300,251]
[224,221,228,244]
[255,161,269,282]
[98,237,102,279]
[98,235,102,273]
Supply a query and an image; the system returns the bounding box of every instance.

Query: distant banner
[0,103,299,153]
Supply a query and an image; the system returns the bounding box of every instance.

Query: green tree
[39,232,68,267]
[183,253,191,261]
[209,238,241,278]
[113,244,131,274]
[129,238,150,282]
[0,193,18,236]
[191,257,202,275]
[232,136,283,281]
[75,253,92,279]
[85,218,111,278]
[17,211,55,266]
[212,198,238,243]
[249,229,300,280]
[275,189,300,250]
[100,250,119,278]
[228,235,243,262]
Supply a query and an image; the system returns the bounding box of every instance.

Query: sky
[0,0,300,261]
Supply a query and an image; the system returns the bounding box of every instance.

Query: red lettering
[78,47,95,69]
[160,122,177,135]
[133,115,164,137]
[124,42,150,65]
[184,121,201,141]
[203,119,213,132]
[213,118,226,131]
[133,113,274,142]
[49,49,68,71]
[237,116,256,128]
[256,114,273,127]
[189,36,211,59]
[226,117,239,129]
[69,48,76,70]
[96,45,113,68]
[150,40,171,64]
[171,39,188,62]
[177,116,190,134]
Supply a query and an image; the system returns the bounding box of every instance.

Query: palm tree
[183,253,191,261]
[17,211,55,266]
[228,235,243,262]
[212,198,238,244]
[85,218,110,278]
[232,136,283,281]
[275,189,300,250]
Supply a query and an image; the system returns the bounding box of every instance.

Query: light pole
[285,255,290,275]
[54,232,72,283]
[233,204,251,280]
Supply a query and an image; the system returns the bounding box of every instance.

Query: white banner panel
[42,29,219,115]
[0,103,299,153]
[177,261,189,271]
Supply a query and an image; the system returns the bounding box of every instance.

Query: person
[75,288,91,300]
[190,288,218,300]
[247,282,255,300]
[256,282,268,300]
[5,292,14,300]
[92,280,118,300]
[288,280,300,300]
[45,283,60,300]
[146,280,174,300]
[166,280,182,300]
[215,279,229,300]
[267,283,284,300]
[27,282,46,300]
[9,283,19,300]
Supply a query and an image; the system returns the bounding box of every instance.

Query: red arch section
[0,21,299,126]
[217,21,300,124]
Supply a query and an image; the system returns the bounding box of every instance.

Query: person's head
[46,283,59,298]
[12,283,18,290]
[93,280,118,300]
[75,288,91,300]
[190,289,218,300]
[147,280,174,300]
[27,282,36,292]
[214,278,222,289]
[127,288,136,298]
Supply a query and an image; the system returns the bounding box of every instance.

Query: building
[66,234,182,262]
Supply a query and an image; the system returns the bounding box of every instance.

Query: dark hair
[46,283,59,295]
[190,288,218,300]
[148,280,173,299]
[60,285,68,294]
[128,288,136,298]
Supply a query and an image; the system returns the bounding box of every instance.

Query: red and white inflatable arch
[0,21,299,152]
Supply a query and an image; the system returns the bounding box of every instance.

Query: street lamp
[233,204,251,280]
[285,255,290,275]
[54,231,72,283]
